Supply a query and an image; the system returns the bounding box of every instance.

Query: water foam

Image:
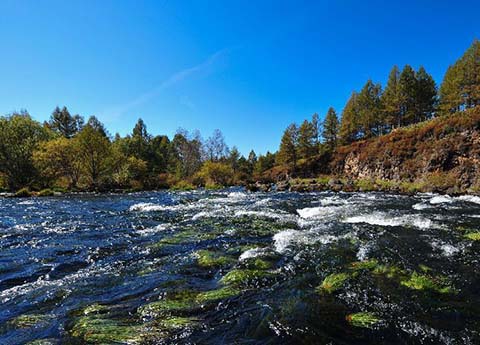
[343,212,434,229]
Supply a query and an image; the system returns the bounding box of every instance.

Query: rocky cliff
[331,107,480,193]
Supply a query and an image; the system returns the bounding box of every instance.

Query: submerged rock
[316,273,350,294]
[346,312,381,329]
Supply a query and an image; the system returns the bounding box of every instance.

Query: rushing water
[1,189,480,344]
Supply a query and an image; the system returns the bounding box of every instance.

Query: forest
[0,40,479,195]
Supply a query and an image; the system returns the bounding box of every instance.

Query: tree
[0,112,51,190]
[228,146,241,172]
[86,116,109,137]
[398,65,418,125]
[322,107,339,150]
[339,92,360,144]
[276,123,298,171]
[254,151,276,175]
[48,106,83,138]
[357,80,383,138]
[76,124,112,189]
[205,129,229,161]
[415,66,437,121]
[311,113,320,147]
[33,137,82,188]
[172,129,203,178]
[382,65,402,129]
[439,39,480,114]
[196,161,233,187]
[297,120,316,159]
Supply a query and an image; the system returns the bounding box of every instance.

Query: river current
[0,189,479,344]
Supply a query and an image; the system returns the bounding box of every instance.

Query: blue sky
[0,0,478,155]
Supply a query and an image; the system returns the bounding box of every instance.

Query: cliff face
[331,107,480,192]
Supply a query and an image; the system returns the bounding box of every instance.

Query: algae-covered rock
[196,287,240,303]
[8,314,52,328]
[372,264,406,280]
[220,269,274,286]
[464,232,480,241]
[138,290,199,318]
[194,250,235,268]
[346,312,380,328]
[316,273,350,293]
[350,259,378,271]
[400,271,454,294]
[71,316,144,344]
[26,339,58,345]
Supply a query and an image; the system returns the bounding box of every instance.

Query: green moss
[465,232,480,241]
[138,290,199,318]
[252,258,274,270]
[14,187,32,197]
[346,312,380,328]
[205,183,223,190]
[354,179,376,191]
[400,271,454,294]
[158,316,197,329]
[372,264,406,279]
[316,273,350,293]
[26,340,57,345]
[195,250,235,268]
[38,188,54,197]
[195,287,240,303]
[350,259,378,271]
[220,269,273,286]
[71,317,143,344]
[418,264,432,273]
[8,314,51,328]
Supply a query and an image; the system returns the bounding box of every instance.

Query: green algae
[317,273,350,293]
[252,258,274,270]
[464,232,480,241]
[26,340,57,345]
[346,312,380,328]
[220,269,274,286]
[8,314,52,328]
[350,259,378,271]
[372,264,407,279]
[158,316,198,329]
[196,287,240,303]
[71,316,143,344]
[195,250,235,268]
[139,299,195,317]
[400,271,454,294]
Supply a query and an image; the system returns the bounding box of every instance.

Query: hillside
[330,107,480,193]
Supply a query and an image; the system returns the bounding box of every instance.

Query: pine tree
[311,113,320,148]
[440,39,480,114]
[48,106,83,138]
[415,66,437,121]
[276,123,298,171]
[398,65,417,125]
[439,64,462,115]
[322,107,339,150]
[297,120,316,159]
[339,92,360,144]
[357,80,383,138]
[382,65,402,129]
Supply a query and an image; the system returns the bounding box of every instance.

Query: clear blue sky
[0,0,478,155]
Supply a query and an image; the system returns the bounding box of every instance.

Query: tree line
[276,39,480,174]
[0,107,277,192]
[0,40,478,192]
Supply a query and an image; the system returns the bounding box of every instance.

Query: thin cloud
[102,48,231,120]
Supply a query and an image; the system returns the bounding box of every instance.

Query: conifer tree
[415,66,437,121]
[339,92,360,144]
[297,120,316,159]
[357,80,383,138]
[48,106,83,138]
[382,65,402,129]
[439,64,462,115]
[398,65,417,125]
[311,113,320,148]
[276,123,298,171]
[322,107,339,150]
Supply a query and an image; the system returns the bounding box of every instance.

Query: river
[0,189,479,344]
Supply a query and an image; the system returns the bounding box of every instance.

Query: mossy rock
[400,271,454,294]
[464,232,480,241]
[138,290,199,318]
[196,287,240,303]
[346,312,381,329]
[372,264,407,280]
[71,316,144,344]
[220,269,274,286]
[8,314,52,328]
[194,250,235,268]
[316,273,350,293]
[26,340,58,345]
[350,259,378,271]
[157,316,198,329]
[14,187,32,197]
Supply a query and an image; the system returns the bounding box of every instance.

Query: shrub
[38,188,54,197]
[14,187,32,197]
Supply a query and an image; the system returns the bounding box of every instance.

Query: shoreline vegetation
[1,40,479,197]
